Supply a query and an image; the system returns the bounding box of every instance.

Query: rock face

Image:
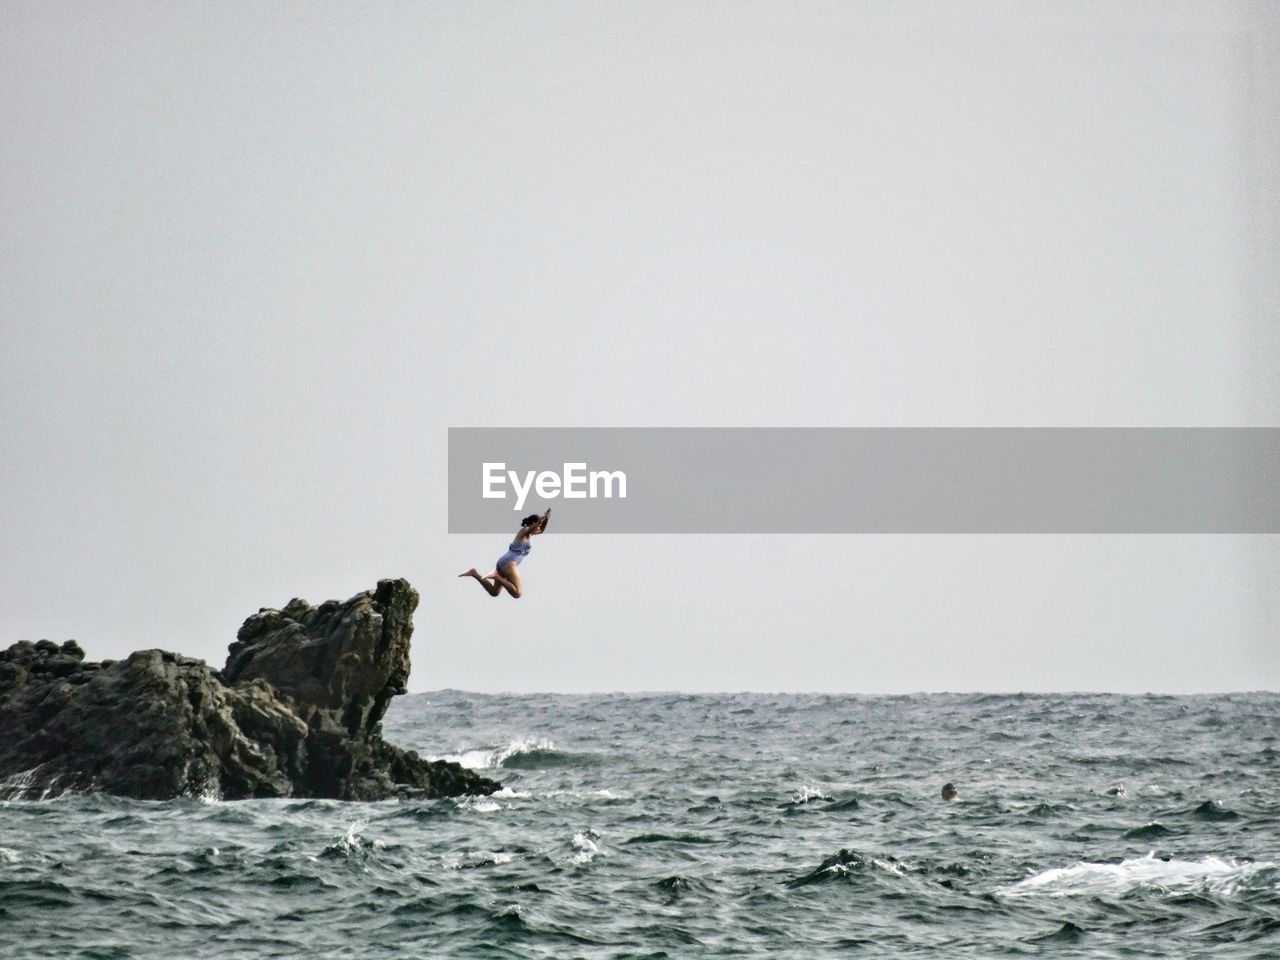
[0,579,499,801]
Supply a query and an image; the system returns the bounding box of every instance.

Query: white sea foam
[329,818,384,853]
[192,778,222,805]
[432,748,500,770]
[815,855,912,881]
[539,788,623,801]
[430,738,558,770]
[871,857,909,876]
[442,850,515,870]
[468,787,621,803]
[0,765,86,801]
[1000,853,1278,899]
[341,819,366,848]
[570,830,603,865]
[37,773,67,802]
[0,765,45,801]
[491,787,532,799]
[492,738,558,765]
[789,785,831,804]
[451,795,501,813]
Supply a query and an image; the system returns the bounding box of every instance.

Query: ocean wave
[1023,802,1073,818]
[1027,921,1087,944]
[450,795,501,814]
[319,819,384,860]
[826,796,862,812]
[1201,915,1280,943]
[569,830,603,866]
[1137,784,1184,799]
[780,785,831,808]
[538,788,623,802]
[0,765,78,802]
[785,849,911,887]
[999,853,1279,898]
[652,875,711,901]
[429,738,602,771]
[427,747,506,770]
[623,832,721,846]
[490,787,531,798]
[441,850,517,871]
[5,690,1279,957]
[1190,799,1240,822]
[379,800,456,823]
[1122,822,1177,841]
[501,744,604,770]
[0,877,81,908]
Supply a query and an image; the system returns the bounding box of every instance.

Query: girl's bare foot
[459,568,479,578]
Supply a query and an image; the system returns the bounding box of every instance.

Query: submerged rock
[0,579,499,802]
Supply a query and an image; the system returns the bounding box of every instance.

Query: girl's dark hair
[521,514,541,528]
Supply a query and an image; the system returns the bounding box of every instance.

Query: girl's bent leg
[459,568,502,597]
[493,564,523,598]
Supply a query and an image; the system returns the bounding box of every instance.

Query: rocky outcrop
[0,579,499,801]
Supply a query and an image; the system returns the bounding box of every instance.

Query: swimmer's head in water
[941,782,959,801]
[521,514,542,528]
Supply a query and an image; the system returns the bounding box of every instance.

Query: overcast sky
[2,2,1277,693]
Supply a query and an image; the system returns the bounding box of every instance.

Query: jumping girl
[459,508,550,598]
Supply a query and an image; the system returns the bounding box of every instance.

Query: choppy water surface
[2,692,1278,958]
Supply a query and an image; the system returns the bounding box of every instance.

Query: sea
[1,692,1277,958]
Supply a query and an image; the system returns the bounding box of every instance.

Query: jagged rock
[0,580,499,801]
